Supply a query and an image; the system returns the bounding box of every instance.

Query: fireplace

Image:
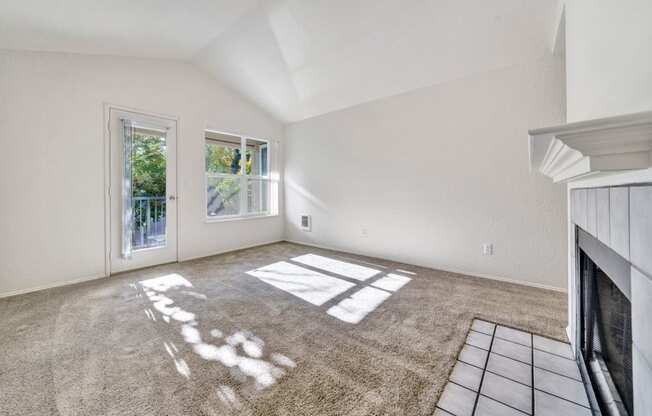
[529,113,652,415]
[577,228,633,415]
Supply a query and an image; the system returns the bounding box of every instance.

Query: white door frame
[103,103,181,276]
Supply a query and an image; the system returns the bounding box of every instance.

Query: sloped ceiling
[0,0,562,123]
[0,0,258,59]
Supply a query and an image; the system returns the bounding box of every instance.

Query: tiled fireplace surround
[570,184,652,415]
[435,184,651,415]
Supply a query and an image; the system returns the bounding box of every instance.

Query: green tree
[205,144,242,215]
[132,133,166,197]
[130,133,167,231]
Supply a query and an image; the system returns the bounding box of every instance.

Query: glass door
[109,108,177,273]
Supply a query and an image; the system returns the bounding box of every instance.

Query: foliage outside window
[205,131,272,218]
[132,128,167,248]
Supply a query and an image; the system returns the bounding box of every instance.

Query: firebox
[577,228,633,415]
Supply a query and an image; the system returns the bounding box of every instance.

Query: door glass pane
[207,177,241,217]
[131,127,167,250]
[206,132,242,174]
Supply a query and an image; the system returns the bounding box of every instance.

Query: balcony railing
[132,196,166,250]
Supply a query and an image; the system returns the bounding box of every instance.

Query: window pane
[207,177,241,216]
[245,138,268,176]
[205,132,242,175]
[247,179,270,214]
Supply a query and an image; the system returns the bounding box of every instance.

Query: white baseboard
[1,240,283,299]
[283,239,567,293]
[1,237,565,299]
[179,239,283,263]
[0,272,107,299]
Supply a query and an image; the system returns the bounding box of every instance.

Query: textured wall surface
[285,56,567,289]
[565,0,652,122]
[0,50,284,296]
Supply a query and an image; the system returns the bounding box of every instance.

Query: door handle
[169,195,177,201]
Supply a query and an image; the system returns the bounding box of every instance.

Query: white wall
[565,0,652,122]
[285,56,568,289]
[0,50,284,296]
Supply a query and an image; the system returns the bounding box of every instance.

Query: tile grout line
[478,367,590,408]
[481,367,589,408]
[440,320,586,416]
[484,347,583,383]
[531,365,583,383]
[474,350,591,409]
[495,334,575,361]
[448,377,591,414]
[471,323,496,415]
[485,318,575,360]
[447,380,477,394]
[532,345,577,362]
[533,387,592,410]
[477,392,529,415]
[532,346,576,361]
[488,349,531,366]
[480,318,569,346]
[434,406,453,415]
[439,381,476,416]
[483,368,532,388]
[458,348,487,370]
[485,324,581,415]
[494,335,531,348]
[529,332,590,412]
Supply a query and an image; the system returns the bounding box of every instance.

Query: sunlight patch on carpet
[371,274,412,292]
[246,261,355,306]
[137,274,297,391]
[291,253,381,281]
[327,287,392,324]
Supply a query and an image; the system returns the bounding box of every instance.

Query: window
[205,131,274,219]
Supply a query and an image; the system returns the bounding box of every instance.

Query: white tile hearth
[467,330,493,350]
[486,353,531,386]
[533,349,582,381]
[491,338,532,364]
[475,395,527,416]
[459,344,489,368]
[450,361,484,391]
[438,382,477,416]
[534,390,592,416]
[472,320,496,335]
[532,335,573,360]
[435,319,592,416]
[495,326,532,347]
[481,372,532,414]
[533,368,589,407]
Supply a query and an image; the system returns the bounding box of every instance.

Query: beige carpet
[0,242,567,416]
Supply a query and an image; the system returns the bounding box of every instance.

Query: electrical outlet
[360,226,368,237]
[482,243,494,256]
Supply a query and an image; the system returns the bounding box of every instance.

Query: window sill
[204,213,279,224]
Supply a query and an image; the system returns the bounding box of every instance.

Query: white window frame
[204,130,276,222]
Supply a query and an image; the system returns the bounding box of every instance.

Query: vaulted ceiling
[0,0,562,122]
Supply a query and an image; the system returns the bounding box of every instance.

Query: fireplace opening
[579,248,633,415]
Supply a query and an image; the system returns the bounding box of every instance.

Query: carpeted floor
[0,242,567,416]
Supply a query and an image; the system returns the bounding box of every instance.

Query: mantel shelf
[528,111,652,183]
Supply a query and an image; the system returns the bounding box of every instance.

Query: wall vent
[300,215,311,231]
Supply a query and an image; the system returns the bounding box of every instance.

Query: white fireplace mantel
[529,111,652,183]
